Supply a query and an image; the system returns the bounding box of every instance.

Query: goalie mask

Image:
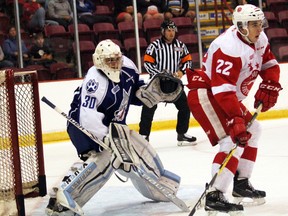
[232,4,268,38]
[93,39,123,83]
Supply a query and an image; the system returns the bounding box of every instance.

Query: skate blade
[45,208,79,216]
[207,210,244,216]
[45,208,55,216]
[177,141,197,146]
[234,197,266,207]
[45,208,64,216]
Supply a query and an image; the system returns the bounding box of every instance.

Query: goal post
[0,69,47,216]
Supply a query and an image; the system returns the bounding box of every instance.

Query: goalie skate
[45,188,79,216]
[232,177,266,207]
[205,190,244,216]
[177,133,197,146]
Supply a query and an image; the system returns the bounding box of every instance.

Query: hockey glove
[136,72,183,108]
[229,117,251,147]
[254,80,282,112]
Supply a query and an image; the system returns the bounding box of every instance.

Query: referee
[139,20,197,146]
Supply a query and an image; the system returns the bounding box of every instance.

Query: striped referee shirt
[143,37,192,76]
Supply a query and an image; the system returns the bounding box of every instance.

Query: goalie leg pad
[55,150,114,215]
[115,126,181,202]
[118,164,180,202]
[109,122,140,166]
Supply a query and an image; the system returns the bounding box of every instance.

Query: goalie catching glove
[136,71,184,108]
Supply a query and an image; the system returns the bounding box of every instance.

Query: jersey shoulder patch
[83,68,108,95]
[85,79,99,94]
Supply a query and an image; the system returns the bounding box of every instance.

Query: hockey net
[0,69,46,216]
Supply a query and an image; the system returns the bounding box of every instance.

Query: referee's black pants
[139,91,190,137]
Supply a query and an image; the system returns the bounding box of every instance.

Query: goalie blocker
[46,123,181,216]
[136,71,184,108]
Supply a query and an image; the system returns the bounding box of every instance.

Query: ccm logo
[192,75,205,82]
[260,83,281,92]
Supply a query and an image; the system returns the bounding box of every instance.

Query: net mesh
[14,76,39,192]
[0,70,42,214]
[0,71,15,201]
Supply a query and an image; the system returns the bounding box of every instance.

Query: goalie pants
[67,120,104,156]
[139,91,190,136]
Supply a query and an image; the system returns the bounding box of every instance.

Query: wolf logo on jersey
[86,79,98,94]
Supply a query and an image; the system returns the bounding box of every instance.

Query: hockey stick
[136,168,190,212]
[188,103,263,216]
[41,96,134,165]
[42,97,190,212]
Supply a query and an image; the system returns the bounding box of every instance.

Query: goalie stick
[136,168,190,212]
[188,103,263,216]
[41,97,190,212]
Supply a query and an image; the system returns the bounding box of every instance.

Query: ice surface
[26,118,288,216]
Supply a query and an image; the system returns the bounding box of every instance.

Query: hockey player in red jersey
[186,4,282,215]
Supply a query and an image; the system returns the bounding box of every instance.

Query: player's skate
[232,174,266,206]
[205,190,244,216]
[45,188,79,216]
[177,133,197,146]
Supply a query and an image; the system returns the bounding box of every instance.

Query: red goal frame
[0,69,46,216]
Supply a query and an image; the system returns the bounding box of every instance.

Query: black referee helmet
[161,20,178,34]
